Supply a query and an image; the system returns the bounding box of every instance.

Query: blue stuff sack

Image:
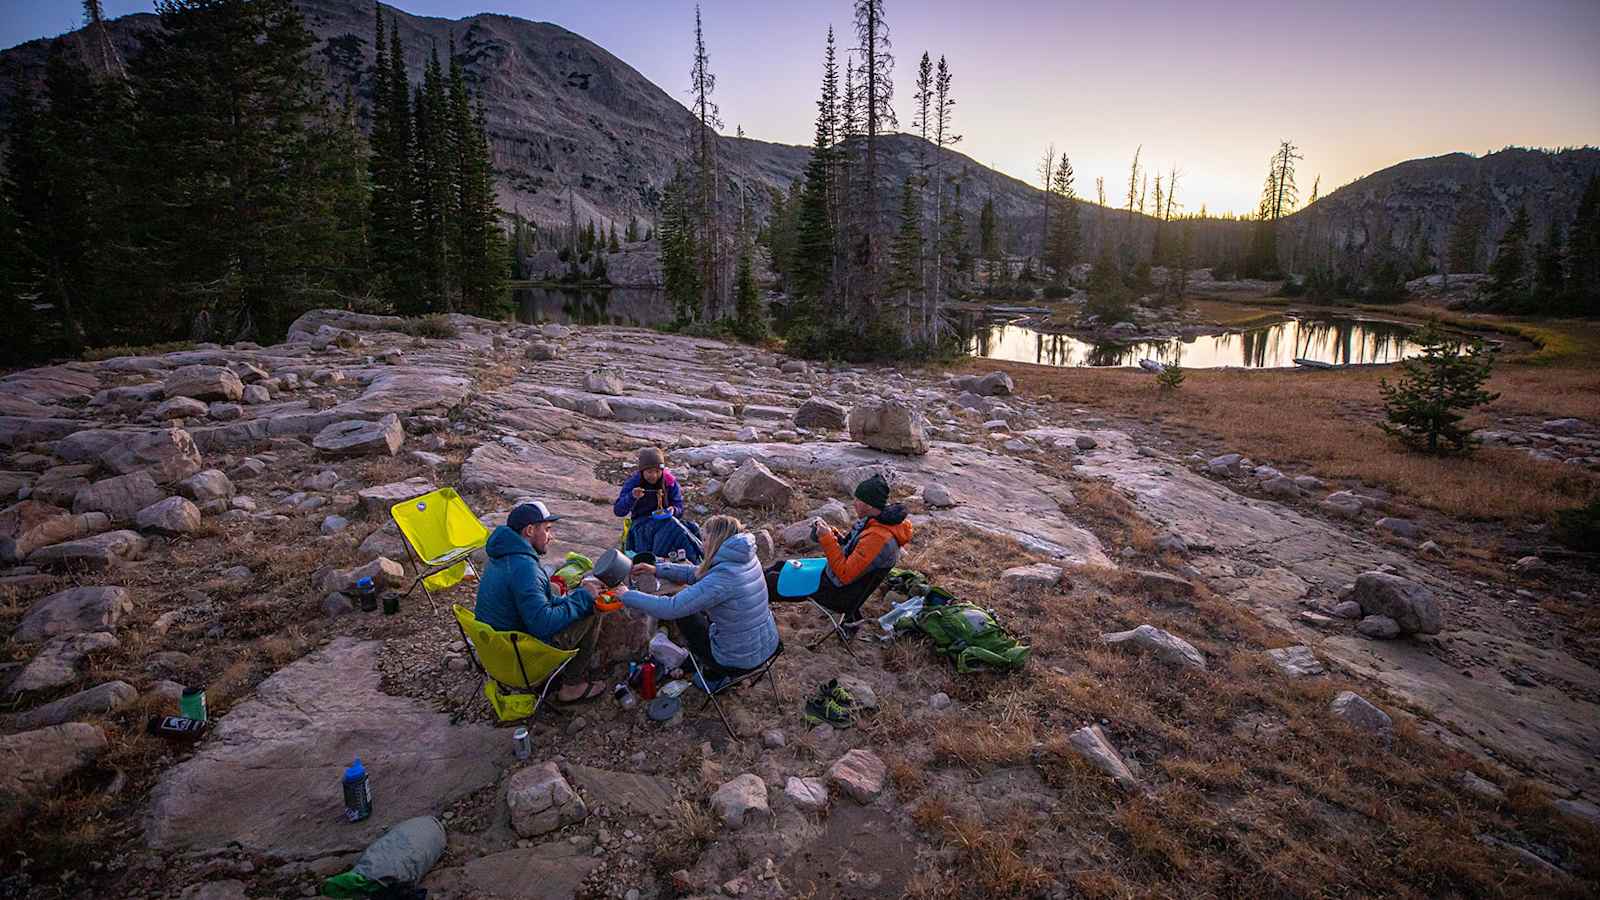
[775,557,828,597]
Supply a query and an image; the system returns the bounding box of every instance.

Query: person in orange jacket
[767,474,912,627]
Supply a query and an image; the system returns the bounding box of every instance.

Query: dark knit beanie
[637,447,664,469]
[854,474,891,510]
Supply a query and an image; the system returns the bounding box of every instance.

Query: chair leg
[688,652,739,740]
[765,667,781,705]
[807,600,856,657]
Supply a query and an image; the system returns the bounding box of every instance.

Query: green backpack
[895,602,1030,673]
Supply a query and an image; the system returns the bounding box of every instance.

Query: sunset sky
[7,0,1599,215]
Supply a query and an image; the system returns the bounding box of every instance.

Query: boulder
[164,365,244,402]
[923,483,957,508]
[1330,690,1393,737]
[783,776,828,813]
[1001,563,1064,592]
[207,402,243,422]
[710,774,770,829]
[29,529,147,572]
[1261,476,1303,498]
[30,465,97,507]
[177,469,234,504]
[1331,600,1363,619]
[313,414,405,457]
[15,586,133,641]
[357,478,437,517]
[582,367,625,396]
[809,498,852,529]
[1101,624,1207,670]
[1319,496,1364,519]
[10,632,119,692]
[136,496,202,535]
[1541,418,1585,434]
[8,680,138,731]
[1132,569,1194,600]
[57,427,203,483]
[1357,615,1400,639]
[1376,517,1420,540]
[240,384,271,405]
[506,761,587,837]
[1067,725,1138,789]
[1264,645,1324,678]
[959,371,1015,397]
[721,459,794,508]
[526,342,557,361]
[0,416,85,449]
[0,723,108,830]
[1075,435,1098,451]
[794,397,849,430]
[72,471,166,523]
[1207,453,1243,475]
[827,749,886,803]
[848,401,929,455]
[1349,571,1441,635]
[320,557,406,594]
[2,502,109,563]
[156,397,209,420]
[563,764,677,823]
[144,638,503,859]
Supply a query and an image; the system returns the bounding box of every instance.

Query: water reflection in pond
[513,285,675,327]
[968,316,1437,369]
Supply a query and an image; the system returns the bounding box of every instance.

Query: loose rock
[1330,690,1393,738]
[136,496,202,535]
[720,459,794,508]
[827,749,886,803]
[710,774,770,829]
[15,586,133,641]
[1101,624,1207,670]
[1067,725,1139,789]
[507,762,588,837]
[1349,571,1442,635]
[313,414,405,457]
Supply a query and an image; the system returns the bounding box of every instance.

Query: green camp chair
[452,604,577,725]
[390,488,490,611]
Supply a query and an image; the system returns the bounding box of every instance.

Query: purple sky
[7,0,1598,214]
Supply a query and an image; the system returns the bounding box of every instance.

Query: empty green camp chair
[452,604,576,725]
[390,488,490,610]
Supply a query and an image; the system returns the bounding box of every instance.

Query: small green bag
[895,602,1030,673]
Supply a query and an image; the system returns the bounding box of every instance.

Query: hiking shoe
[817,678,860,711]
[803,696,855,729]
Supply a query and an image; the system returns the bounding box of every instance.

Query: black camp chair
[770,567,892,658]
[688,641,784,740]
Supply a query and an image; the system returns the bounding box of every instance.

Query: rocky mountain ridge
[1,0,1595,272]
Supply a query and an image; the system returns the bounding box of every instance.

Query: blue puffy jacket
[474,526,594,641]
[619,532,778,670]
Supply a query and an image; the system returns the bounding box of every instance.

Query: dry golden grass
[973,353,1599,522]
[890,521,1599,898]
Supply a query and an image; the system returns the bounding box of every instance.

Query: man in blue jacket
[475,501,607,703]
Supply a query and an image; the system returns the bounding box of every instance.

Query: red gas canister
[640,662,657,700]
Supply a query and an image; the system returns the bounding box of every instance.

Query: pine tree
[1532,220,1565,310]
[659,164,701,323]
[130,0,360,340]
[888,176,923,316]
[0,76,47,361]
[1379,324,1498,455]
[732,244,767,341]
[369,14,420,311]
[1487,205,1532,309]
[1567,175,1600,315]
[608,223,621,254]
[791,27,838,303]
[928,54,959,334]
[625,214,640,243]
[1446,197,1488,273]
[1045,152,1078,280]
[689,5,722,318]
[455,97,507,314]
[853,0,894,302]
[978,196,999,281]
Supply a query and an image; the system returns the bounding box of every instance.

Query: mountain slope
[1282,147,1600,272]
[2,1,1594,275]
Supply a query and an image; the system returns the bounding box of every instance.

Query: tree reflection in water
[514,286,677,327]
[962,315,1452,369]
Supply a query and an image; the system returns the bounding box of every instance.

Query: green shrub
[1378,323,1498,455]
[1553,497,1600,551]
[400,314,458,339]
[1156,363,1186,393]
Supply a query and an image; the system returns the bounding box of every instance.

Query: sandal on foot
[555,681,607,704]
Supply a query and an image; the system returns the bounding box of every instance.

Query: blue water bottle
[343,757,372,822]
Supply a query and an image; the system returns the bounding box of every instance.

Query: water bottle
[354,577,378,612]
[343,758,372,822]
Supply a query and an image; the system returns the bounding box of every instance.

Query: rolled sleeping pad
[351,815,447,886]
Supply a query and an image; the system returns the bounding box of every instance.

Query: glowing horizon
[6,0,1598,216]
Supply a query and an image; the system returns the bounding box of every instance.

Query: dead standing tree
[689,5,723,320]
